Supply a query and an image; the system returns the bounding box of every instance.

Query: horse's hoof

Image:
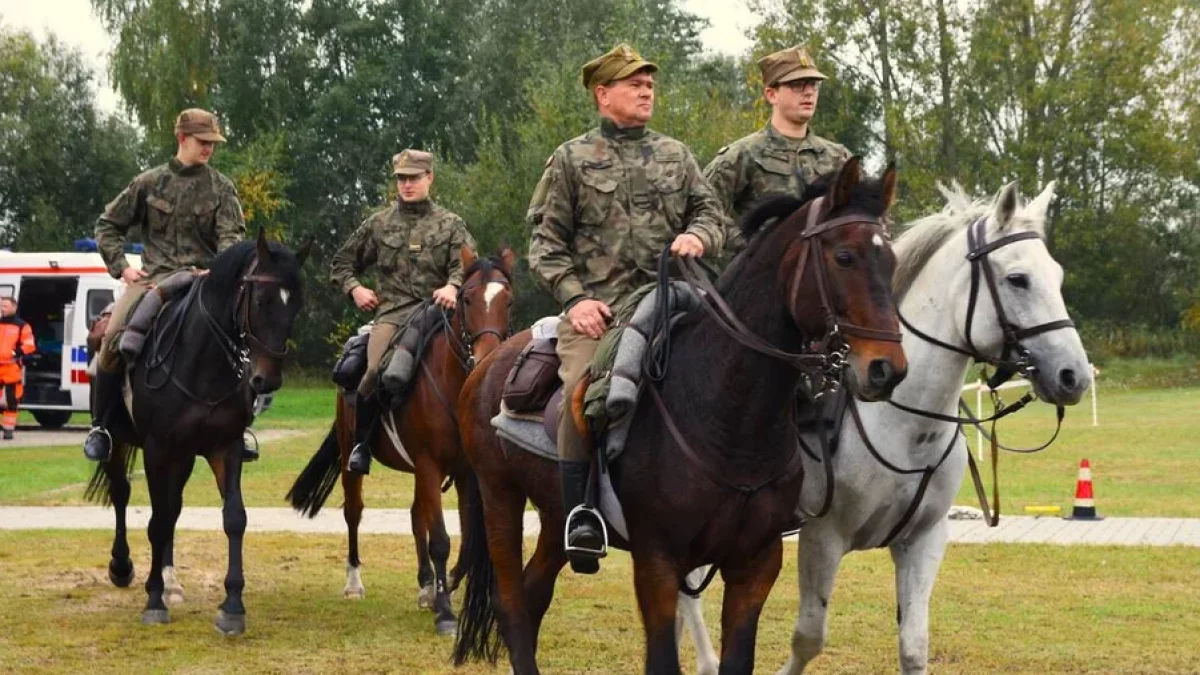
[141,608,169,625]
[343,586,365,600]
[215,610,246,636]
[108,559,135,588]
[165,587,185,606]
[435,618,458,637]
[417,584,436,610]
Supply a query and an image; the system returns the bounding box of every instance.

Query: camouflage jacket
[704,125,850,255]
[527,118,727,310]
[96,158,246,279]
[329,199,475,325]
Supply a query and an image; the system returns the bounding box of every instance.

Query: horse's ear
[881,162,898,213]
[294,237,314,267]
[1026,181,1056,230]
[256,227,272,261]
[994,181,1020,231]
[460,246,478,273]
[498,246,516,277]
[831,156,863,209]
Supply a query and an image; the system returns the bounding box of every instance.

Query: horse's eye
[835,251,854,268]
[1006,273,1030,289]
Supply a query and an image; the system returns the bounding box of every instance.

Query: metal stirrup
[563,505,608,559]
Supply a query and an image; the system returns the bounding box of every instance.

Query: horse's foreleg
[890,520,949,675]
[677,567,718,675]
[216,444,247,635]
[522,511,567,647]
[412,490,434,609]
[414,457,456,635]
[449,474,468,592]
[718,540,782,675]
[483,483,538,675]
[777,530,847,675]
[633,550,683,675]
[106,443,135,588]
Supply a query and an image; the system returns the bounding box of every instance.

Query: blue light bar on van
[73,238,144,254]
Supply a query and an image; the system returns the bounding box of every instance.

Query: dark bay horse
[453,159,908,674]
[287,247,514,635]
[85,230,309,635]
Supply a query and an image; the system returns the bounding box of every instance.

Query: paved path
[1,506,1197,547]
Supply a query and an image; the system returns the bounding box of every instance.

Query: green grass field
[0,530,1196,674]
[3,381,1198,517]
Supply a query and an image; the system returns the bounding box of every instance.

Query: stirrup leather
[563,504,608,559]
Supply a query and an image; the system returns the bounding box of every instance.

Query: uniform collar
[764,124,826,153]
[169,157,208,176]
[600,117,647,141]
[397,198,433,216]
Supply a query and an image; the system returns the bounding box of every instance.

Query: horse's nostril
[1059,368,1077,390]
[868,359,894,388]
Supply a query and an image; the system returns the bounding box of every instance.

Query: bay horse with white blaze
[287,247,514,635]
[86,230,309,635]
[453,159,908,674]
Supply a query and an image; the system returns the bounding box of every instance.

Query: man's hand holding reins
[568,299,612,339]
[670,233,705,258]
[432,284,458,310]
[351,286,379,312]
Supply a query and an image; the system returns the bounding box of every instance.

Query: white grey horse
[775,181,1092,674]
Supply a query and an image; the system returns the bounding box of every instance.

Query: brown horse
[452,159,908,674]
[288,246,514,635]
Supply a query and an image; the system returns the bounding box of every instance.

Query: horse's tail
[84,444,138,505]
[286,424,341,518]
[452,467,502,665]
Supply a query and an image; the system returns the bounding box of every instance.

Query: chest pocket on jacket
[190,200,219,248]
[650,149,688,223]
[146,195,174,233]
[752,150,798,200]
[379,231,410,276]
[576,164,619,227]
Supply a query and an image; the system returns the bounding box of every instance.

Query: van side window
[0,285,13,297]
[86,289,114,325]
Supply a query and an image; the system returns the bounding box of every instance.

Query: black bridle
[446,272,513,372]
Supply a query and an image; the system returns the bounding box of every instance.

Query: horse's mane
[891,184,990,300]
[462,254,512,285]
[206,240,303,299]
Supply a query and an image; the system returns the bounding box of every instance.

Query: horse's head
[236,229,310,394]
[454,246,515,368]
[745,158,907,401]
[948,182,1090,404]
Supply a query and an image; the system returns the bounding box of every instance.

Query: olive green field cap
[758,46,827,87]
[174,108,227,142]
[392,149,434,176]
[581,43,659,90]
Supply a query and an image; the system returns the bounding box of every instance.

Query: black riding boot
[560,459,605,574]
[347,395,380,475]
[83,371,122,462]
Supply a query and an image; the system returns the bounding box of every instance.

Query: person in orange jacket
[0,296,36,440]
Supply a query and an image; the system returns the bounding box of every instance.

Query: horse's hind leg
[777,532,847,675]
[215,446,248,635]
[677,567,718,675]
[522,513,567,651]
[341,463,366,599]
[411,491,435,610]
[718,540,783,675]
[890,520,949,675]
[105,443,135,588]
[415,457,455,635]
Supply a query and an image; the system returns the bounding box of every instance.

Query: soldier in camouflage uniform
[527,44,727,572]
[330,149,476,475]
[83,108,248,463]
[704,46,851,255]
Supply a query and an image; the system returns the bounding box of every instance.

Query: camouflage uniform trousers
[556,319,601,462]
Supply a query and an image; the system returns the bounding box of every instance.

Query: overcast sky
[0,0,758,116]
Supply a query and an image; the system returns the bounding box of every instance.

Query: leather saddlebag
[502,338,561,412]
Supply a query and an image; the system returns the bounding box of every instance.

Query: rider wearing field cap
[704,46,851,255]
[330,148,476,476]
[527,43,727,572]
[83,107,248,463]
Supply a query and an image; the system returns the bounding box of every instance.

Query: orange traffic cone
[1065,458,1103,520]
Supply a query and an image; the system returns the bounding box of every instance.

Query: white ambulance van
[0,242,139,428]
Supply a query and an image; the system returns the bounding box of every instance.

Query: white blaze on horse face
[280,288,290,305]
[483,282,505,311]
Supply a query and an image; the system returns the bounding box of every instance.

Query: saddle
[330,303,447,404]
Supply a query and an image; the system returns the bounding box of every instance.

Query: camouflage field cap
[392,149,434,176]
[582,43,658,90]
[758,46,828,87]
[174,108,227,142]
